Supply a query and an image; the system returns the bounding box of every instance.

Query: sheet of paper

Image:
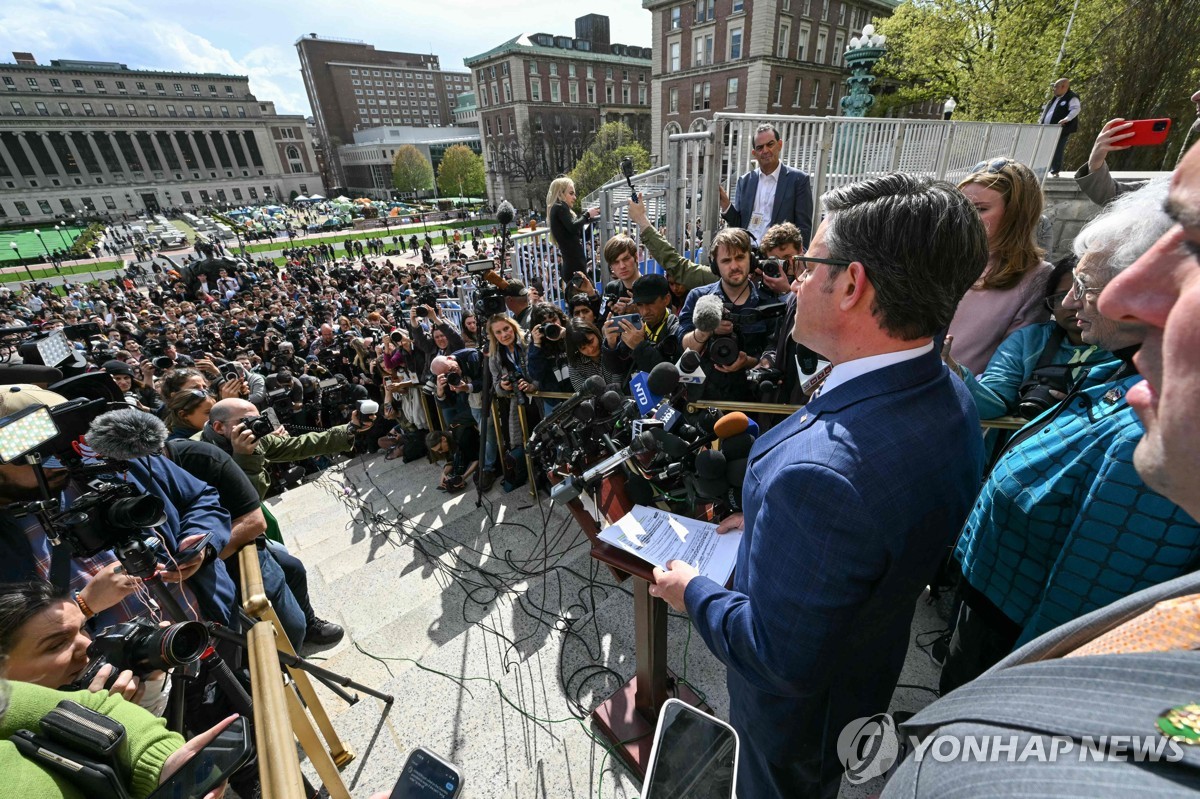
[598,504,742,586]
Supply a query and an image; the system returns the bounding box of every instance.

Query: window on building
[104,103,116,116]
[173,83,183,94]
[58,101,70,114]
[37,200,52,214]
[798,26,810,59]
[184,105,195,117]
[778,23,791,58]
[694,0,714,22]
[821,0,829,19]
[126,103,137,116]
[50,78,61,89]
[549,63,558,77]
[147,103,157,116]
[803,0,812,13]
[838,3,846,24]
[155,82,164,93]
[669,42,681,72]
[730,27,743,59]
[82,102,94,115]
[670,6,682,29]
[727,77,739,107]
[551,82,560,102]
[810,80,820,107]
[15,201,31,215]
[622,85,630,104]
[95,80,106,92]
[827,80,837,108]
[237,106,246,117]
[220,105,229,117]
[733,0,744,11]
[669,87,678,113]
[569,82,578,103]
[23,77,37,88]
[794,78,804,106]
[165,104,175,116]
[72,79,84,91]
[116,80,126,92]
[350,69,358,75]
[530,81,540,101]
[35,101,48,116]
[694,34,713,66]
[693,83,702,111]
[586,84,595,103]
[817,31,828,63]
[638,85,647,104]
[528,61,539,75]
[2,77,13,89]
[773,75,784,106]
[604,84,613,103]
[834,33,845,66]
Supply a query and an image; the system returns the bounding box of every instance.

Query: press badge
[749,213,764,230]
[554,364,570,383]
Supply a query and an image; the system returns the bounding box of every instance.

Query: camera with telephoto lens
[707,302,788,368]
[240,415,276,439]
[153,355,175,371]
[502,372,529,406]
[57,482,167,558]
[1016,364,1077,420]
[69,617,210,689]
[541,322,564,342]
[445,371,463,387]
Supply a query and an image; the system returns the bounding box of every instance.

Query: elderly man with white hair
[939,179,1200,692]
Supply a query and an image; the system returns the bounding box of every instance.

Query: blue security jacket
[955,375,1200,646]
[683,349,984,795]
[958,321,1122,419]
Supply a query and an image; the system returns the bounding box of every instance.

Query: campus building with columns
[0,52,323,223]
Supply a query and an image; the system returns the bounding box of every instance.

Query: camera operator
[525,304,573,410]
[198,397,370,501]
[757,222,827,405]
[600,273,681,375]
[432,353,499,489]
[0,580,167,711]
[409,303,464,382]
[679,228,782,401]
[0,386,240,632]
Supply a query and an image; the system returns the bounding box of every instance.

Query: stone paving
[270,449,949,798]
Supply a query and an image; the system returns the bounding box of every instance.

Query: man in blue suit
[719,123,814,246]
[651,174,989,798]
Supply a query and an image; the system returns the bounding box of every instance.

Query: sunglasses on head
[970,157,1016,175]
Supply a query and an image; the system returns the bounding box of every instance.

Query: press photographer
[601,273,682,375]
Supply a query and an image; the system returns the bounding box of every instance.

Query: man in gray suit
[880,142,1200,796]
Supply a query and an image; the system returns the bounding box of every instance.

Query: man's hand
[718,184,731,213]
[218,378,246,399]
[649,560,699,613]
[435,373,448,396]
[78,561,140,613]
[230,421,258,456]
[713,351,753,373]
[627,196,650,230]
[760,269,792,296]
[574,271,598,298]
[619,319,646,349]
[1087,118,1136,172]
[160,714,238,799]
[716,512,745,533]
[88,663,143,703]
[714,319,735,336]
[159,534,208,583]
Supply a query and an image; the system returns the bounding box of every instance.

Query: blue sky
[0,0,653,117]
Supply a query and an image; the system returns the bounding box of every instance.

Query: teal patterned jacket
[955,373,1200,646]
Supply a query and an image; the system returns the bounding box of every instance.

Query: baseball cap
[0,384,70,418]
[503,280,529,298]
[631,274,670,304]
[101,360,136,377]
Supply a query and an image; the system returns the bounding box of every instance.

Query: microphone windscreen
[651,428,691,460]
[496,200,516,226]
[598,390,623,414]
[571,400,595,423]
[646,362,681,397]
[582,374,607,396]
[86,408,169,461]
[693,474,729,499]
[693,294,725,334]
[713,411,750,439]
[679,349,702,373]
[726,458,748,489]
[695,448,727,479]
[721,432,755,462]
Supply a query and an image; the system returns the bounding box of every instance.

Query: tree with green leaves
[391,145,433,196]
[567,122,652,203]
[436,144,486,200]
[874,0,1200,170]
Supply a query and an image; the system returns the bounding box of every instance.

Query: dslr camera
[69,617,209,689]
[1016,364,1077,420]
[707,303,788,368]
[239,415,276,439]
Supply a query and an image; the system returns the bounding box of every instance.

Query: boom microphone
[86,408,169,461]
[496,200,516,227]
[693,294,725,335]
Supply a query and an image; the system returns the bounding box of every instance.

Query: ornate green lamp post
[840,24,887,117]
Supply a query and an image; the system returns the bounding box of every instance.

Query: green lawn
[0,260,123,284]
[0,225,86,263]
[240,218,499,255]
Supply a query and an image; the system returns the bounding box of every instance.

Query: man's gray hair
[822,173,989,340]
[1073,177,1173,277]
[755,122,780,142]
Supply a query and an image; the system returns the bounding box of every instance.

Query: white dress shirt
[816,341,934,399]
[748,165,779,243]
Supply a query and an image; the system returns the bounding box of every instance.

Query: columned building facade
[0,53,322,222]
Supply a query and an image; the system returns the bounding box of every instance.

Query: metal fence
[517,114,1057,301]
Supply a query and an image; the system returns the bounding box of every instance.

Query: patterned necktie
[1064,594,1200,657]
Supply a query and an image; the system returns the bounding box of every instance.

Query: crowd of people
[0,98,1197,798]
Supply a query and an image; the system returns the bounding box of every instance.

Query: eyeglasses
[1044,290,1069,311]
[791,256,852,279]
[1067,274,1102,302]
[970,157,1016,175]
[751,139,778,153]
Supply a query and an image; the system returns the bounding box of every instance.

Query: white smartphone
[641,698,740,798]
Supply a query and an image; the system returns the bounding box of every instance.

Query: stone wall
[1041,171,1169,260]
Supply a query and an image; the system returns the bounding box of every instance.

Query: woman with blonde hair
[946,158,1053,373]
[487,314,531,490]
[547,176,600,287]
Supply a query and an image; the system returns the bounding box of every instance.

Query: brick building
[295,34,472,188]
[0,52,322,222]
[465,14,653,211]
[643,0,939,159]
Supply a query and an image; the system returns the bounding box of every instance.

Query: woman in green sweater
[0,679,234,799]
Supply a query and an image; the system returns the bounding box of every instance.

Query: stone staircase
[267,450,949,798]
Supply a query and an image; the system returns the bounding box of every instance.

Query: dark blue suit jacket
[721,163,814,246]
[684,348,984,797]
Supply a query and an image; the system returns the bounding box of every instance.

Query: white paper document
[598,504,743,586]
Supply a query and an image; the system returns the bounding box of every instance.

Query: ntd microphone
[645,362,693,436]
[628,371,662,417]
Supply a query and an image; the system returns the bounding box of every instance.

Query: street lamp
[33,229,52,260]
[840,24,888,117]
[10,243,35,283]
[943,97,957,120]
[54,223,69,248]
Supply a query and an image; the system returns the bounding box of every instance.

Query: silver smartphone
[641,698,740,799]
[389,746,463,799]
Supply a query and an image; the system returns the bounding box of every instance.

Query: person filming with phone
[601,273,682,374]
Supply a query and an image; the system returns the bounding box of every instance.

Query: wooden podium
[561,471,711,777]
